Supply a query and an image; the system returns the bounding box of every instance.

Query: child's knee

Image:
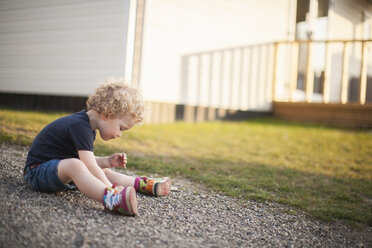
[57,158,86,183]
[70,158,85,166]
[59,158,87,173]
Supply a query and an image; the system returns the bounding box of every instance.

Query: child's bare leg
[58,158,106,202]
[57,159,137,216]
[103,168,135,187]
[103,168,171,196]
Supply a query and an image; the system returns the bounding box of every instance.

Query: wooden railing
[181,39,372,117]
[272,40,372,105]
[180,43,275,112]
[176,39,372,124]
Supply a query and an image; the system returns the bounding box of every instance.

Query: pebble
[0,143,371,248]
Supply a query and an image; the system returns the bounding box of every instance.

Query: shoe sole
[155,177,171,196]
[126,186,138,216]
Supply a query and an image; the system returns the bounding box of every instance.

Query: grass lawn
[0,108,371,227]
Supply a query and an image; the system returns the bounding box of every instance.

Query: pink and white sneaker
[102,184,138,216]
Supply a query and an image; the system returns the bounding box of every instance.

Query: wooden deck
[273,102,372,128]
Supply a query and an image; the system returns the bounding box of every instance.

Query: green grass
[1,108,371,226]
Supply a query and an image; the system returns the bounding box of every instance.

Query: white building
[0,0,371,123]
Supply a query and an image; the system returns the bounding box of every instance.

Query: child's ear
[100,110,113,120]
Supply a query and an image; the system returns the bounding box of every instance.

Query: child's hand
[108,153,127,168]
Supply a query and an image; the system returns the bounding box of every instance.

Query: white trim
[124,0,137,83]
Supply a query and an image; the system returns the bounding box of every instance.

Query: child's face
[98,114,136,141]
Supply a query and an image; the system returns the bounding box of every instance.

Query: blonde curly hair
[86,78,144,124]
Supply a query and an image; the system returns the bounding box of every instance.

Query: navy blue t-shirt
[25,111,96,169]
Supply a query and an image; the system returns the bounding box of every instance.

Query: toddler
[23,78,171,216]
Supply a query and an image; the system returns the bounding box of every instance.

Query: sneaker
[102,184,138,216]
[135,177,171,196]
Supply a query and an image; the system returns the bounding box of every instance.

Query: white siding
[139,0,294,111]
[0,0,130,96]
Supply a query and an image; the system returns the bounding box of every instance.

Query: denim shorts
[24,159,77,193]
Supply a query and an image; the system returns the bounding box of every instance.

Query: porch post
[196,54,202,107]
[340,41,350,104]
[272,42,279,102]
[305,41,314,103]
[289,41,299,102]
[323,41,331,103]
[359,41,368,105]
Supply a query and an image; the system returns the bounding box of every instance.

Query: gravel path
[0,142,371,248]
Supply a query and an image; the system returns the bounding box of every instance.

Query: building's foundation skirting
[0,92,87,112]
[273,101,372,128]
[144,102,271,123]
[0,93,270,123]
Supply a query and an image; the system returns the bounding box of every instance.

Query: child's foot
[103,184,138,216]
[135,177,171,196]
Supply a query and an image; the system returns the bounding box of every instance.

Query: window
[296,0,328,24]
[317,0,329,18]
[296,0,310,23]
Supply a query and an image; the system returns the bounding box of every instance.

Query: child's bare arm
[95,153,127,169]
[95,156,110,168]
[79,150,112,187]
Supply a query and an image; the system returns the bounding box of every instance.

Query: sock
[134,177,141,192]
